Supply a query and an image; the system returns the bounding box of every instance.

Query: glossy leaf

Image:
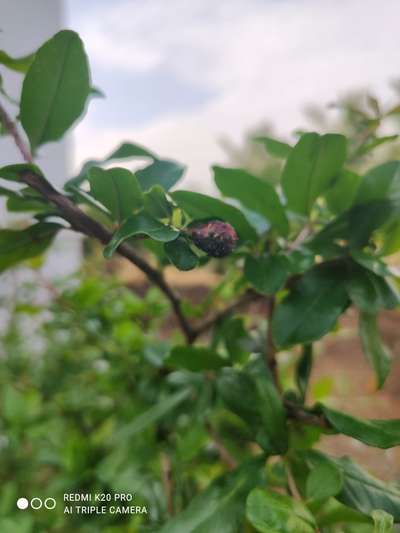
[272,264,349,348]
[306,452,400,522]
[171,190,257,242]
[355,161,400,207]
[88,167,143,222]
[20,30,91,151]
[281,132,347,216]
[144,185,173,219]
[244,254,290,295]
[0,163,43,182]
[325,170,361,215]
[217,368,261,429]
[306,462,342,502]
[166,345,226,372]
[213,166,289,235]
[0,222,60,273]
[160,458,264,533]
[164,237,199,271]
[335,457,400,521]
[296,344,313,402]
[137,159,186,191]
[350,250,392,277]
[65,141,156,189]
[309,199,394,252]
[249,360,289,454]
[0,50,34,73]
[103,214,179,258]
[246,488,316,533]
[359,312,391,389]
[320,404,400,448]
[253,135,293,158]
[345,264,399,314]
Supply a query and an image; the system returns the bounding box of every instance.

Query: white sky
[66,0,400,190]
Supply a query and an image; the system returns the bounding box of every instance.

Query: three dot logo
[17,497,56,510]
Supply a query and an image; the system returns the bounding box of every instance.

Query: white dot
[17,497,29,510]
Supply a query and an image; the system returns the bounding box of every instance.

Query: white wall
[0,0,82,278]
[0,0,80,282]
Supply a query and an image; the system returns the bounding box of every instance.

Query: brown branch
[284,399,331,429]
[0,100,196,344]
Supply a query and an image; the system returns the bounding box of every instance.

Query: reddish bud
[187,220,238,258]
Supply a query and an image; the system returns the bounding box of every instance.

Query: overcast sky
[66,0,400,189]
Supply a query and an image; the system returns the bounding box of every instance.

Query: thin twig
[192,290,263,339]
[0,104,33,163]
[284,399,331,429]
[0,100,196,343]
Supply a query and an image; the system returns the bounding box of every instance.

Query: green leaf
[171,190,257,242]
[143,185,173,219]
[296,344,313,402]
[305,452,400,521]
[88,167,143,222]
[249,360,289,454]
[0,222,60,273]
[164,237,199,271]
[166,345,225,372]
[253,136,293,158]
[371,509,394,532]
[306,462,343,502]
[160,458,263,533]
[320,404,400,448]
[345,264,398,314]
[0,163,43,182]
[65,141,156,189]
[213,166,289,236]
[355,161,400,207]
[310,199,395,253]
[379,219,400,256]
[359,312,391,389]
[104,213,179,258]
[281,132,347,216]
[112,389,191,442]
[325,170,361,215]
[217,368,261,429]
[335,457,400,521]
[350,250,392,277]
[0,50,35,73]
[272,264,349,348]
[246,488,316,533]
[6,188,51,213]
[20,30,90,151]
[244,254,290,295]
[136,159,186,191]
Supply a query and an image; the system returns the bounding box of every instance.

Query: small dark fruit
[187,220,238,258]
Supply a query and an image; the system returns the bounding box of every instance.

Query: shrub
[0,29,400,532]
